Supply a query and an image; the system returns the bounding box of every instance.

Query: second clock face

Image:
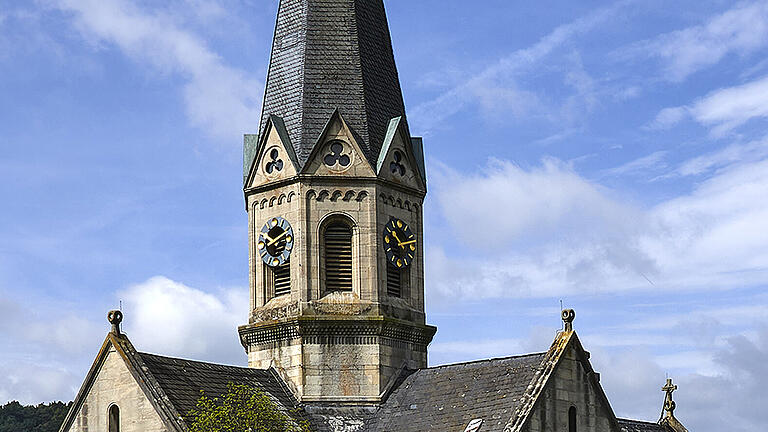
[258,216,294,267]
[383,218,416,268]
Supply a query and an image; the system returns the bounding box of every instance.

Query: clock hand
[392,232,402,244]
[263,233,274,243]
[267,230,289,246]
[397,239,417,247]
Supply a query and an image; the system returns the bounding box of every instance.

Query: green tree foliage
[188,383,312,432]
[0,400,71,432]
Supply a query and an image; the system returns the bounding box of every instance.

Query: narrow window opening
[386,264,401,297]
[273,260,291,297]
[569,406,577,432]
[324,222,353,292]
[108,404,120,432]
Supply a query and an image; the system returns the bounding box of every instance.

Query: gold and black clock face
[257,217,294,267]
[383,218,416,268]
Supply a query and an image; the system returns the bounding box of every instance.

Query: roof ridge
[617,418,662,425]
[426,352,546,370]
[138,351,259,371]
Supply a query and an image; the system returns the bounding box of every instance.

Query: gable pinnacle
[108,309,123,335]
[662,378,678,418]
[562,308,575,332]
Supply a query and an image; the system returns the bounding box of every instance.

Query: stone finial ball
[108,310,123,325]
[665,400,676,413]
[561,309,575,323]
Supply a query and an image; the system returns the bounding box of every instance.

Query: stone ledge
[239,316,437,349]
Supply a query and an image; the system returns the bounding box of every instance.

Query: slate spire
[252,0,408,171]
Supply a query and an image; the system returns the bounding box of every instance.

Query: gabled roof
[63,318,686,432]
[244,114,300,185]
[365,354,546,432]
[59,331,304,432]
[503,329,622,432]
[139,353,302,425]
[618,418,669,432]
[59,332,187,432]
[247,0,409,179]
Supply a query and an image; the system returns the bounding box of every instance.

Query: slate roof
[618,418,668,432]
[138,352,302,425]
[61,330,676,432]
[249,0,408,177]
[367,354,546,432]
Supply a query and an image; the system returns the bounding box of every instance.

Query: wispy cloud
[689,75,768,135]
[410,1,634,131]
[651,74,768,135]
[673,136,768,177]
[600,151,668,177]
[636,1,768,81]
[51,0,262,142]
[648,106,688,130]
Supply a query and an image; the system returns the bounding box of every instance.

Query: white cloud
[0,276,247,404]
[51,0,262,142]
[688,75,768,135]
[0,297,103,356]
[649,106,688,130]
[641,1,768,81]
[667,327,768,431]
[120,276,248,365]
[433,158,640,249]
[651,75,768,135]
[429,155,768,300]
[0,361,79,405]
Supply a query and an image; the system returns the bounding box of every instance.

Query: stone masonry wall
[524,346,618,432]
[66,348,167,432]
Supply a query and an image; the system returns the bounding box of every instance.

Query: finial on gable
[108,310,123,336]
[562,309,575,332]
[662,378,678,418]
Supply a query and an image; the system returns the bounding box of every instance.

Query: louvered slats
[387,264,401,297]
[274,260,291,297]
[325,224,353,292]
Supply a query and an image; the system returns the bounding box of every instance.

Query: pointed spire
[248,0,408,178]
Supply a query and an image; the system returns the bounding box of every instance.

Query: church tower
[238,0,436,404]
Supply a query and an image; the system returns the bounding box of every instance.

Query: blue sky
[2,0,768,430]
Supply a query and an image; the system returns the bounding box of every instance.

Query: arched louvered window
[273,260,291,297]
[386,265,401,297]
[108,404,120,432]
[569,406,577,432]
[324,221,353,292]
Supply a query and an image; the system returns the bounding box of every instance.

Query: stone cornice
[238,316,437,349]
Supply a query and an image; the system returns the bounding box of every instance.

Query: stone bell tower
[238,0,436,404]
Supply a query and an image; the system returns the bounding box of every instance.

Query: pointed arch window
[569,406,577,432]
[108,404,120,432]
[323,221,353,292]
